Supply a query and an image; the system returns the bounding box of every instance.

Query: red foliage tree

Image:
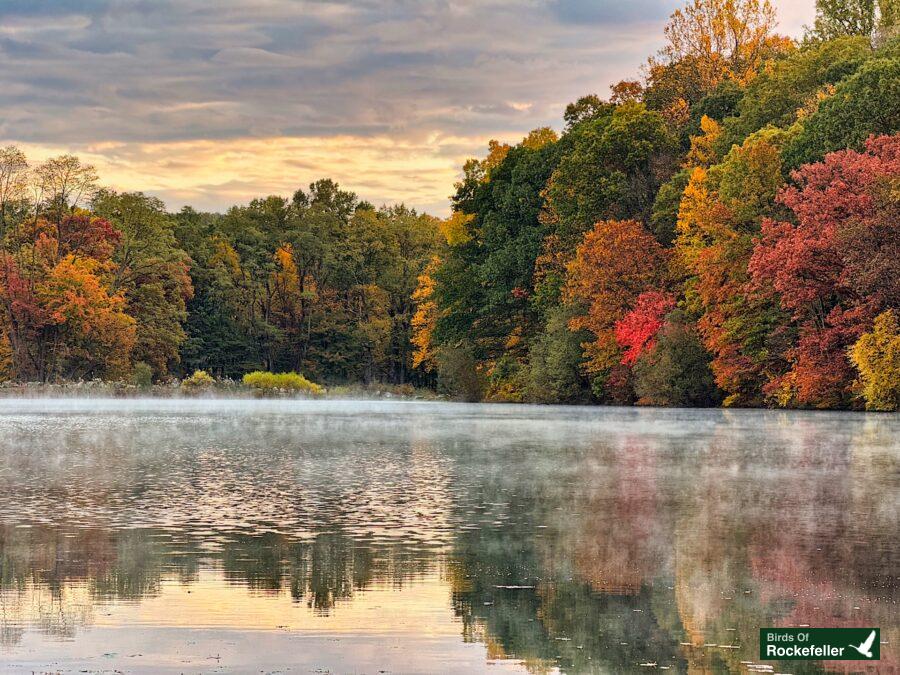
[749,135,900,407]
[614,290,676,365]
[565,219,671,375]
[0,214,131,381]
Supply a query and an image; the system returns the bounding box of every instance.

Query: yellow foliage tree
[654,0,782,88]
[271,243,304,332]
[521,127,559,150]
[440,212,473,246]
[411,257,440,372]
[684,115,723,169]
[850,310,900,411]
[0,331,12,381]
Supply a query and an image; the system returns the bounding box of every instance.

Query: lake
[0,399,896,673]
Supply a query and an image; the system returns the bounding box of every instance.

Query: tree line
[1,0,898,409]
[413,0,900,410]
[0,160,441,387]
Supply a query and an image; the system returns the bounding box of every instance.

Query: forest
[0,0,898,410]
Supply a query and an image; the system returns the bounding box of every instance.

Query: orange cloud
[10,133,504,215]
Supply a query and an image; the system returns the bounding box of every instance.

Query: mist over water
[0,399,897,673]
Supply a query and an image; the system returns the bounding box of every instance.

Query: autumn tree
[749,135,900,407]
[521,127,559,150]
[675,128,791,405]
[614,291,677,365]
[564,219,670,378]
[610,80,644,104]
[0,146,28,232]
[0,254,54,380]
[36,255,136,379]
[411,257,440,373]
[0,212,135,381]
[849,309,900,411]
[644,0,788,114]
[32,155,99,221]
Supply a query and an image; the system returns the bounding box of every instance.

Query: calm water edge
[0,399,896,674]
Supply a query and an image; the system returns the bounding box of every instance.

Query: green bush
[131,361,153,387]
[436,344,483,402]
[525,303,594,404]
[242,371,323,395]
[484,355,526,403]
[182,369,216,390]
[633,316,722,407]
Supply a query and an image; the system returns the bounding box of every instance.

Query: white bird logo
[850,630,876,658]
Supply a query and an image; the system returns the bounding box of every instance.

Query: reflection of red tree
[746,420,897,671]
[751,545,897,672]
[570,439,667,594]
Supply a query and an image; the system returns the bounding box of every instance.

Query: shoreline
[0,380,440,402]
[0,382,894,413]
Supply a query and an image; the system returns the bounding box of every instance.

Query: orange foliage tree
[0,213,135,380]
[411,257,440,372]
[564,220,671,378]
[675,129,790,405]
[645,0,790,115]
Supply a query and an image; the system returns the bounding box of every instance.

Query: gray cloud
[0,1,665,145]
[550,0,680,24]
[0,0,813,213]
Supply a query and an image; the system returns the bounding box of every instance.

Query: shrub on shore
[242,371,323,395]
[182,369,215,390]
[131,362,153,387]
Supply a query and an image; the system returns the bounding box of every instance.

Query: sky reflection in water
[0,399,897,673]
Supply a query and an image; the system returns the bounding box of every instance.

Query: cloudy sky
[0,0,815,215]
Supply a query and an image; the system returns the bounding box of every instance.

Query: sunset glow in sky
[1,0,815,215]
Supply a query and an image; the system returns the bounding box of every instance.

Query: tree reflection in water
[0,402,896,672]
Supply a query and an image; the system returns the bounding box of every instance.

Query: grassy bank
[0,378,440,401]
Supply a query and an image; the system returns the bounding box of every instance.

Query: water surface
[0,399,897,673]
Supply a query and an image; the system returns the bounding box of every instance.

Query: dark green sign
[761,628,879,661]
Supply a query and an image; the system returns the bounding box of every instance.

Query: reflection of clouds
[0,407,468,646]
[0,410,459,550]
